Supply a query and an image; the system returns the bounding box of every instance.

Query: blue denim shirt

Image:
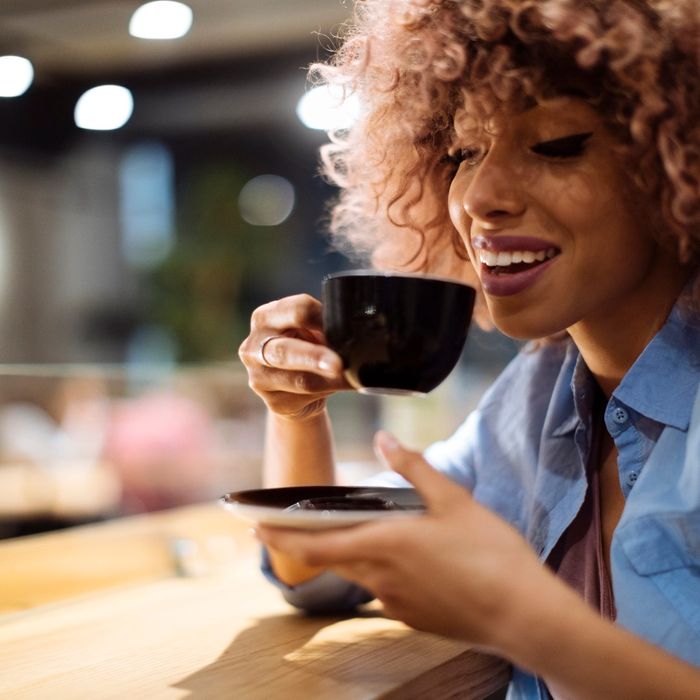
[264,301,700,699]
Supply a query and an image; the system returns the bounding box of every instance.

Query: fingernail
[375,430,399,453]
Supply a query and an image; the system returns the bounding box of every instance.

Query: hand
[238,294,351,421]
[257,431,566,650]
[258,432,700,699]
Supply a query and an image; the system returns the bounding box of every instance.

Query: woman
[238,1,700,697]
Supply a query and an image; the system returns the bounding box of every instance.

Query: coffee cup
[322,270,476,396]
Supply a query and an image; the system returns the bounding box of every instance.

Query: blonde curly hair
[314,0,700,295]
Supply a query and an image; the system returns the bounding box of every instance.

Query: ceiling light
[74,85,134,131]
[129,1,193,40]
[296,85,361,131]
[0,56,34,98]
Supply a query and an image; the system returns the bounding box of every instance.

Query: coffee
[322,271,475,395]
[286,496,400,511]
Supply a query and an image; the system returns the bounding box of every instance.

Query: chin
[489,308,569,341]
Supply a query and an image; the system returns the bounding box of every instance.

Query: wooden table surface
[0,503,511,699]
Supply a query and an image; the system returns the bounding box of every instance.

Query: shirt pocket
[618,512,700,633]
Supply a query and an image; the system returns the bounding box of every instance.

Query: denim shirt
[263,302,700,699]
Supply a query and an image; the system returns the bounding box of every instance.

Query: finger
[255,370,347,397]
[329,562,379,589]
[373,431,470,511]
[256,524,384,568]
[256,527,344,568]
[257,336,344,377]
[251,294,324,333]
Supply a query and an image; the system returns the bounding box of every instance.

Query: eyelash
[446,132,593,167]
[530,132,593,158]
[446,147,483,167]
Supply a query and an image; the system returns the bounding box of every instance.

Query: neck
[567,256,688,398]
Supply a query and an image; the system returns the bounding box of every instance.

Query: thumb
[373,430,470,511]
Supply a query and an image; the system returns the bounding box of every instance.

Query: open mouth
[478,247,559,275]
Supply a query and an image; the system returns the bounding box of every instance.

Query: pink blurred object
[104,391,215,513]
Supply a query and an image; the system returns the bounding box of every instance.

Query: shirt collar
[614,301,700,431]
[549,295,700,436]
[549,341,584,437]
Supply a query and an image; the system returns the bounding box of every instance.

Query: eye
[446,145,484,168]
[530,132,593,158]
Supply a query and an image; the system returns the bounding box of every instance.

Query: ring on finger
[259,335,283,368]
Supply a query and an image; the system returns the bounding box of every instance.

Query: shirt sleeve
[357,411,482,490]
[260,547,374,613]
[422,409,480,489]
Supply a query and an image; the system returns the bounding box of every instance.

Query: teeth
[481,250,499,266]
[478,248,558,268]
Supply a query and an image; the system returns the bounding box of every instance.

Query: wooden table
[0,503,511,699]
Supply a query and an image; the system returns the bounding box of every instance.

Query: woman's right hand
[238,294,351,421]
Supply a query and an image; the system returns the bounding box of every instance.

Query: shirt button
[612,407,629,425]
[627,471,639,486]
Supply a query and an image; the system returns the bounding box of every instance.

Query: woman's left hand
[256,431,565,650]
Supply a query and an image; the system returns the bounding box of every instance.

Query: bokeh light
[296,85,361,131]
[74,85,134,131]
[238,175,295,227]
[0,56,34,98]
[129,1,194,40]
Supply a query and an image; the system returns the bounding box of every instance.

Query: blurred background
[0,0,517,538]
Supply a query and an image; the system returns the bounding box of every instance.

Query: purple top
[545,408,616,699]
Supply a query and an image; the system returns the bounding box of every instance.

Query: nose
[461,151,526,226]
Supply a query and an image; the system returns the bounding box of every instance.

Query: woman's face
[447,97,670,339]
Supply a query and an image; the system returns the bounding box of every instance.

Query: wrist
[271,400,328,424]
[489,565,593,672]
[264,406,336,488]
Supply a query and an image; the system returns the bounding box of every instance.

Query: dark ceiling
[0,0,351,152]
[0,0,349,81]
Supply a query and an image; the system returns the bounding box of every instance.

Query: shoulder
[425,338,576,484]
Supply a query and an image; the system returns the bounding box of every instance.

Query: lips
[471,235,561,297]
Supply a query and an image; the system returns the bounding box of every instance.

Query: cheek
[447,180,464,230]
[547,169,604,220]
[549,159,636,230]
[447,178,475,255]
[552,172,656,297]
[549,170,640,256]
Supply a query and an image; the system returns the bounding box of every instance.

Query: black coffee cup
[322,271,476,396]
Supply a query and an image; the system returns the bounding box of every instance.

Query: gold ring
[259,335,282,368]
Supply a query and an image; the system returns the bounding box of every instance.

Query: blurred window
[119,142,175,269]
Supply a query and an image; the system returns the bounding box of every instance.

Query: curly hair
[313,0,700,294]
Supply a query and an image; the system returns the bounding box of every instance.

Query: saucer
[219,485,425,530]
